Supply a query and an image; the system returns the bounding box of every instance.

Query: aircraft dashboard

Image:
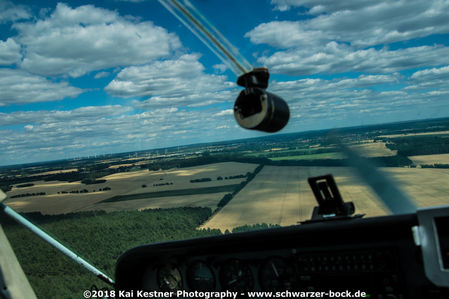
[115,209,449,299]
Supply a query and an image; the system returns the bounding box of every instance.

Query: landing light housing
[234,68,290,133]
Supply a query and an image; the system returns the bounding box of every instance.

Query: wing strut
[0,190,114,286]
[158,0,252,75]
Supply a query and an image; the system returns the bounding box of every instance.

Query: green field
[102,184,241,203]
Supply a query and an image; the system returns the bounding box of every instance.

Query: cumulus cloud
[246,21,322,49]
[247,1,449,75]
[213,64,228,73]
[258,42,449,76]
[410,65,449,82]
[0,105,241,165]
[0,69,83,106]
[406,65,449,90]
[94,71,110,79]
[0,0,31,23]
[271,0,374,13]
[106,54,236,107]
[0,38,22,65]
[13,3,181,77]
[213,109,234,117]
[2,67,448,165]
[267,0,449,47]
[268,71,448,129]
[2,0,448,165]
[0,105,131,126]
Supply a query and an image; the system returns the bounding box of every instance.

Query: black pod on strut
[234,68,290,133]
[234,87,290,133]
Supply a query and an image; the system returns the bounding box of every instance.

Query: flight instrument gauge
[157,263,183,291]
[219,259,254,292]
[187,261,216,291]
[259,257,297,291]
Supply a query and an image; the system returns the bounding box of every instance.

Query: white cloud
[410,65,449,81]
[106,54,236,107]
[334,74,400,88]
[0,69,83,106]
[267,0,449,47]
[268,71,448,128]
[246,21,323,49]
[0,38,21,65]
[2,66,448,165]
[13,3,181,77]
[271,0,374,13]
[247,1,449,76]
[0,105,131,127]
[406,65,449,90]
[0,0,31,23]
[0,105,241,165]
[258,42,449,75]
[213,64,228,73]
[94,71,110,79]
[213,109,234,117]
[2,0,449,165]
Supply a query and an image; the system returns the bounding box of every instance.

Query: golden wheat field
[378,130,449,138]
[6,161,449,227]
[349,141,397,157]
[201,166,449,232]
[409,153,449,165]
[4,162,257,214]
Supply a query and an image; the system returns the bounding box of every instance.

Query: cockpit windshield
[1,0,449,297]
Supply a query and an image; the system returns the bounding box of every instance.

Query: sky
[1,0,449,166]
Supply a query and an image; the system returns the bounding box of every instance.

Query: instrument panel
[137,248,401,296]
[115,213,449,298]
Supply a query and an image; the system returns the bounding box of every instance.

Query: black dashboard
[115,211,449,299]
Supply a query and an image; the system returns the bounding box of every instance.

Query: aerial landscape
[4,117,449,223]
[2,0,449,297]
[3,117,449,297]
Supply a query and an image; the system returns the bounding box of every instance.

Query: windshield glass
[1,0,449,297]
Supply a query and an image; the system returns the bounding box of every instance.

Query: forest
[385,135,449,156]
[1,208,221,298]
[1,207,282,298]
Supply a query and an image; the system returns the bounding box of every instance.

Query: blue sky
[1,0,449,166]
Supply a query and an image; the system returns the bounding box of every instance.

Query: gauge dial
[259,257,297,291]
[220,259,254,292]
[187,261,216,291]
[157,263,182,291]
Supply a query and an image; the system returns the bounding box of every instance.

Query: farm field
[409,153,449,165]
[349,141,397,157]
[29,168,78,176]
[270,152,343,161]
[79,192,231,212]
[385,167,449,207]
[378,130,449,138]
[4,162,257,214]
[202,166,449,232]
[257,141,395,162]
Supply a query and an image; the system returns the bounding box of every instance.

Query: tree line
[385,135,449,156]
[10,192,46,198]
[215,165,264,210]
